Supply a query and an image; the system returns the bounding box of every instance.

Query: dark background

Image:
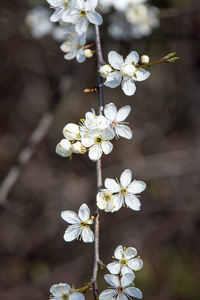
[0,0,200,299]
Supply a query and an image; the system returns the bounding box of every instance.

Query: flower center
[62,293,69,300]
[120,258,128,266]
[63,0,69,9]
[120,188,127,195]
[80,10,87,17]
[120,63,136,77]
[95,136,103,144]
[104,194,111,202]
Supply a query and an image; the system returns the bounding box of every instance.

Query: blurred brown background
[0,0,200,299]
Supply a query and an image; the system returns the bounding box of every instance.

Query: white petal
[105,179,120,193]
[116,105,131,122]
[125,194,141,211]
[62,11,79,23]
[81,227,94,243]
[124,287,143,299]
[108,51,124,69]
[61,210,80,224]
[120,169,132,187]
[121,266,134,276]
[121,273,135,287]
[99,289,116,300]
[87,11,103,25]
[112,194,123,212]
[77,49,86,63]
[50,9,61,22]
[70,292,85,300]
[104,103,117,121]
[125,51,139,65]
[128,258,143,271]
[116,294,128,300]
[122,77,136,96]
[116,125,133,139]
[104,71,122,88]
[114,245,124,259]
[124,247,137,259]
[85,0,98,10]
[64,50,77,60]
[88,144,102,161]
[107,262,121,274]
[135,68,150,81]
[127,180,146,194]
[75,18,88,34]
[81,136,94,148]
[101,141,113,155]
[78,203,90,222]
[104,274,120,287]
[102,128,115,140]
[50,283,70,296]
[63,225,81,241]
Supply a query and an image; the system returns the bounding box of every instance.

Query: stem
[90,25,104,300]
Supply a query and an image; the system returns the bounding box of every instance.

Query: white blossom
[99,64,112,78]
[99,273,143,300]
[107,245,143,275]
[105,169,146,211]
[61,203,94,243]
[104,103,132,139]
[60,32,86,63]
[96,189,117,212]
[62,123,80,140]
[56,139,72,157]
[50,283,85,300]
[46,0,77,22]
[62,0,103,35]
[83,49,93,58]
[104,51,150,96]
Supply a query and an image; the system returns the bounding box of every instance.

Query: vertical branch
[90,25,104,299]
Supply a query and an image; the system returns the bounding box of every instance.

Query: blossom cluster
[46,0,103,62]
[99,50,150,96]
[56,102,132,161]
[50,245,143,300]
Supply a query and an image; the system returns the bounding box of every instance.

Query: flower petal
[120,169,132,187]
[127,180,146,194]
[125,51,139,65]
[116,105,131,122]
[114,245,124,259]
[128,258,143,271]
[77,49,86,63]
[104,274,120,287]
[105,178,120,193]
[124,247,137,259]
[85,0,98,10]
[121,266,134,276]
[87,11,103,25]
[61,210,80,224]
[50,283,71,296]
[78,203,90,222]
[116,125,133,139]
[102,128,115,140]
[108,51,124,69]
[63,225,81,241]
[121,273,135,287]
[101,141,113,155]
[104,71,122,88]
[104,103,117,121]
[70,292,85,300]
[121,77,136,96]
[135,68,150,81]
[81,227,94,243]
[88,144,102,161]
[99,289,116,300]
[107,262,121,274]
[125,194,141,211]
[124,287,143,299]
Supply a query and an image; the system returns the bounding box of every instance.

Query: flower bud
[140,55,150,64]
[72,141,82,153]
[120,63,136,77]
[84,49,93,58]
[63,123,80,140]
[56,139,72,157]
[99,64,112,78]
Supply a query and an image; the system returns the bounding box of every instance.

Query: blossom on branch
[107,245,143,275]
[61,203,94,243]
[46,0,77,22]
[104,102,132,139]
[99,273,143,300]
[104,169,146,211]
[62,0,103,35]
[102,50,150,96]
[50,283,85,300]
